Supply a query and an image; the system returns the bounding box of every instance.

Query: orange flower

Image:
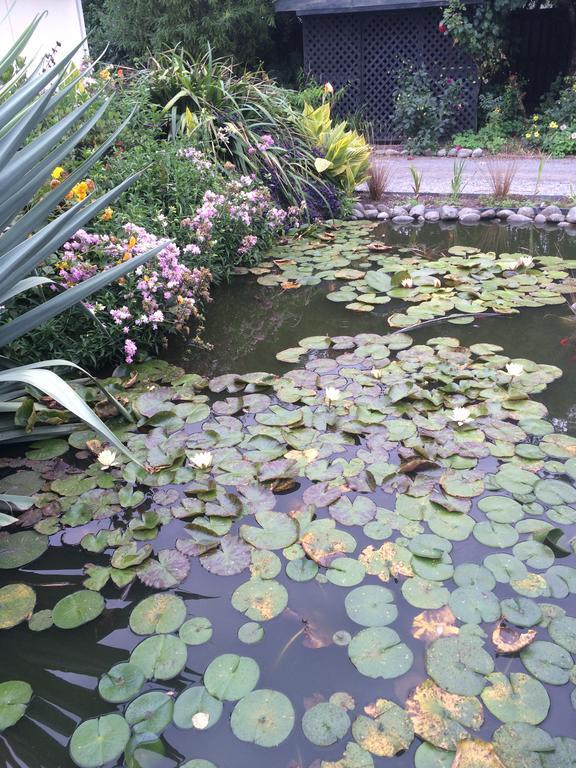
[100,207,113,221]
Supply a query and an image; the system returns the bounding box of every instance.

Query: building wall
[0,0,87,66]
[302,8,478,141]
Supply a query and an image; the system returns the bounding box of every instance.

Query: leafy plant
[393,65,465,153]
[302,102,370,193]
[449,159,467,202]
[408,165,423,200]
[0,16,164,491]
[147,48,338,212]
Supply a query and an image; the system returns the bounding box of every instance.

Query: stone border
[352,201,576,229]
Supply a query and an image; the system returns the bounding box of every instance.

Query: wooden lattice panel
[303,9,479,141]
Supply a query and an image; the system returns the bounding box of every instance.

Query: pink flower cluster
[54,224,211,363]
[177,147,213,171]
[180,174,301,256]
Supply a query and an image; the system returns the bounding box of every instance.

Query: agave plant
[0,16,165,513]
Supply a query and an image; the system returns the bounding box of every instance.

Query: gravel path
[365,153,576,198]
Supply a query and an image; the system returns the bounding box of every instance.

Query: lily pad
[405,678,483,750]
[0,681,32,732]
[352,699,414,757]
[230,689,295,747]
[179,617,213,645]
[0,584,36,629]
[173,686,223,729]
[130,635,187,680]
[231,579,288,621]
[201,534,251,575]
[69,714,130,768]
[302,701,351,746]
[53,590,104,629]
[344,585,398,627]
[520,640,573,684]
[203,654,259,701]
[0,531,48,569]
[98,663,145,703]
[125,691,174,734]
[425,635,494,695]
[481,672,550,724]
[129,594,187,635]
[348,627,414,679]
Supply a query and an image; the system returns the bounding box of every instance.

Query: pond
[2,221,576,768]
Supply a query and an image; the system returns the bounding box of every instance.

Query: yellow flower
[99,69,111,80]
[534,131,540,138]
[51,166,65,180]
[101,206,113,221]
[532,115,539,122]
[549,121,558,129]
[525,132,532,139]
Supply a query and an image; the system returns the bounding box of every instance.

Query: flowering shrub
[393,65,465,153]
[525,77,576,157]
[91,139,304,281]
[7,224,211,368]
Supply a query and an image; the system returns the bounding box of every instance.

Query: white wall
[0,0,88,66]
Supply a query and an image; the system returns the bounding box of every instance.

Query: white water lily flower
[519,255,534,268]
[401,277,413,288]
[506,362,524,377]
[371,367,383,380]
[97,449,118,469]
[451,407,472,426]
[432,277,441,288]
[191,712,210,729]
[324,386,342,405]
[190,451,213,470]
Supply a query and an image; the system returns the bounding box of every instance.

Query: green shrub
[526,76,576,157]
[393,65,465,153]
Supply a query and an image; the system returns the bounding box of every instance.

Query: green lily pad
[130,635,187,680]
[414,743,455,768]
[173,686,223,729]
[0,531,48,569]
[231,579,288,621]
[352,699,414,757]
[500,597,542,627]
[321,741,375,768]
[405,678,484,750]
[125,691,174,734]
[344,585,397,627]
[203,654,259,701]
[348,627,413,679]
[302,701,351,746]
[69,714,130,768]
[481,672,550,724]
[493,723,555,768]
[200,534,251,575]
[53,590,104,629]
[138,548,190,588]
[402,577,450,609]
[98,662,145,703]
[238,622,264,644]
[425,635,494,695]
[520,640,573,684]
[449,586,500,624]
[548,616,576,653]
[0,681,32,732]
[230,689,295,747]
[129,594,187,635]
[0,583,35,629]
[179,617,213,645]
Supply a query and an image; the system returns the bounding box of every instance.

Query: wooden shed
[275,0,479,141]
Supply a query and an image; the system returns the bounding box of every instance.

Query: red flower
[560,338,570,346]
[438,23,447,33]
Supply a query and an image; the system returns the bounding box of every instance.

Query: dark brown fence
[507,7,573,113]
[302,7,479,141]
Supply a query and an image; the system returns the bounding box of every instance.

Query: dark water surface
[2,223,576,768]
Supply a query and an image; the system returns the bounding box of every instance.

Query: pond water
[2,222,576,768]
